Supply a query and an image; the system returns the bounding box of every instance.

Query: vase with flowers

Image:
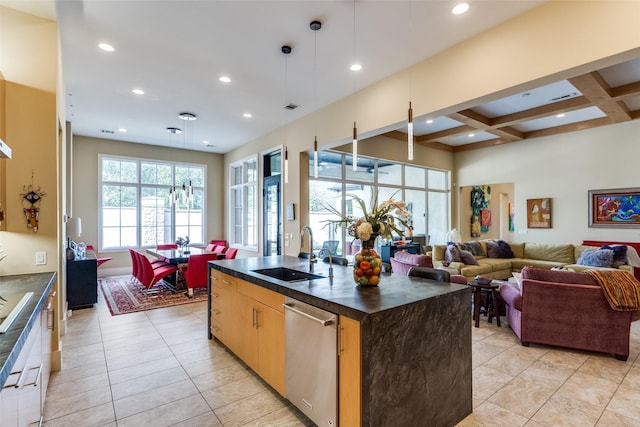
[324,191,411,286]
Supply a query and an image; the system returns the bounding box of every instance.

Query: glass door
[263,175,281,255]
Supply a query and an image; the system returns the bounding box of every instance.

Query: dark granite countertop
[210,255,468,321]
[0,272,56,386]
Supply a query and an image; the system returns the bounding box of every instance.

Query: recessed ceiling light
[452,3,470,15]
[132,88,144,95]
[98,42,115,52]
[219,76,231,83]
[426,119,434,124]
[243,113,252,118]
[117,128,127,133]
[556,113,566,118]
[468,133,475,137]
[202,140,209,145]
[350,63,362,71]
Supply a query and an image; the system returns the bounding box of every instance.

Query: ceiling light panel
[511,106,606,132]
[472,80,582,118]
[410,116,463,136]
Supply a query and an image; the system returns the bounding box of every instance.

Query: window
[100,155,206,250]
[230,156,258,249]
[309,151,450,255]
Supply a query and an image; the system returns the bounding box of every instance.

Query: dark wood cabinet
[67,250,98,309]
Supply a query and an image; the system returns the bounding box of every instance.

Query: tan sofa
[431,240,633,282]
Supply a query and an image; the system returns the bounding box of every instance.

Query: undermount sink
[252,267,324,282]
[0,292,34,334]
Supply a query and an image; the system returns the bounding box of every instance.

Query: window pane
[406,166,426,188]
[346,155,374,183]
[313,152,342,179]
[141,187,171,246]
[310,180,344,255]
[405,189,426,236]
[232,166,242,186]
[247,185,257,246]
[428,192,449,245]
[428,169,448,190]
[378,162,402,186]
[141,162,172,185]
[121,161,138,183]
[247,160,257,183]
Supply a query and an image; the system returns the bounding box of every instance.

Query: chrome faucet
[300,225,316,271]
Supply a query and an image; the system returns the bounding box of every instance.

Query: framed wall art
[588,188,640,228]
[527,198,551,228]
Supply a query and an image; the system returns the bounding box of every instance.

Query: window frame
[98,154,207,252]
[229,155,259,251]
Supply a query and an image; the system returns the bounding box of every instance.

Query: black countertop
[210,255,468,321]
[0,272,56,386]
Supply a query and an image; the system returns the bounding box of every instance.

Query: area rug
[98,276,208,315]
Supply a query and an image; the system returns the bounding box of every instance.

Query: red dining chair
[86,245,112,268]
[138,251,177,290]
[223,247,238,259]
[180,252,221,297]
[213,245,227,255]
[205,243,216,252]
[157,243,178,250]
[210,239,227,248]
[129,249,140,284]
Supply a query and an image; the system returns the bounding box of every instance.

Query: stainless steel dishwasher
[283,297,338,427]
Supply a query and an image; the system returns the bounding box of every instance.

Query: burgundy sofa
[391,251,467,284]
[500,267,640,360]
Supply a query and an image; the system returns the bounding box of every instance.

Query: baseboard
[98,266,130,277]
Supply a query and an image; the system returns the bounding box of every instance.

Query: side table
[469,281,501,328]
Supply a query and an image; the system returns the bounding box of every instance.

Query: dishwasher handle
[283,303,335,326]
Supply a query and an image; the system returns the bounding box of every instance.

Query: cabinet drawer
[236,280,284,313]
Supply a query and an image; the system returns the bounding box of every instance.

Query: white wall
[455,120,640,245]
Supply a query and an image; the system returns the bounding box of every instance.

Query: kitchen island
[209,256,472,426]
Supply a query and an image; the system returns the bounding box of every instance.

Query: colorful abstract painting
[589,188,640,228]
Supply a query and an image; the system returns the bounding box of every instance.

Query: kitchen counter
[210,256,472,426]
[210,255,468,320]
[0,272,56,386]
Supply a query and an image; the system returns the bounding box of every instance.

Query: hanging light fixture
[282,45,292,184]
[407,1,414,161]
[311,20,321,178]
[166,126,182,205]
[179,112,197,208]
[351,0,358,171]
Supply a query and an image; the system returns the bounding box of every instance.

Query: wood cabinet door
[235,292,259,372]
[210,271,237,352]
[257,302,285,396]
[339,315,361,427]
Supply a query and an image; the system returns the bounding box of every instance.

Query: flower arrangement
[324,191,412,242]
[176,236,190,249]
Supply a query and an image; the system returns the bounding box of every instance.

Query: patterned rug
[98,275,208,315]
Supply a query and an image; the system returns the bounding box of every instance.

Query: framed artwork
[527,198,551,228]
[589,188,640,228]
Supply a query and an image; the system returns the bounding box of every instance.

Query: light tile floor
[43,288,640,426]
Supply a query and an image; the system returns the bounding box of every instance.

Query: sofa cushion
[391,251,433,276]
[460,250,479,265]
[480,258,512,271]
[577,249,614,268]
[445,244,462,262]
[486,240,514,258]
[511,259,569,271]
[460,241,484,256]
[521,266,598,286]
[508,242,525,259]
[524,243,575,263]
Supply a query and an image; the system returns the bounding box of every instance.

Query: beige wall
[72,135,225,273]
[457,183,515,243]
[223,0,640,255]
[455,119,640,245]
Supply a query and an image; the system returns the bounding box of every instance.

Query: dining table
[146,247,225,291]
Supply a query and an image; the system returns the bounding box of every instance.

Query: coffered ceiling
[385,58,640,152]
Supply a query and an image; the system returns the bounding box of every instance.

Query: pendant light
[311,20,321,178]
[351,0,359,171]
[166,126,182,205]
[179,112,197,208]
[407,0,414,161]
[282,45,292,184]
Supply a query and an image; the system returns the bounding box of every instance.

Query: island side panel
[361,286,472,426]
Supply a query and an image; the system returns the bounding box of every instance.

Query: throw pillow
[601,245,628,267]
[445,243,462,263]
[577,249,614,268]
[486,240,514,258]
[460,241,483,256]
[459,249,479,265]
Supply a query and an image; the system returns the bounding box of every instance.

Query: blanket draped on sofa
[586,269,640,311]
